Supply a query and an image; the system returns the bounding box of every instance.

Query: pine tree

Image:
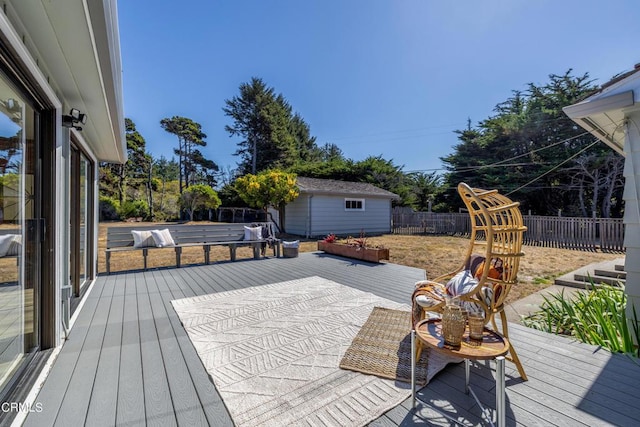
[223,77,317,174]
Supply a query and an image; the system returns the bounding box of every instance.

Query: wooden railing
[392,208,625,252]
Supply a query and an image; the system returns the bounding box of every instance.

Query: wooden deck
[21,253,640,426]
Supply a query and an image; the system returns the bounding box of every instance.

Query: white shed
[563,63,640,319]
[285,177,400,238]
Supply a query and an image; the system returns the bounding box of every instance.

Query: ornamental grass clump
[523,283,639,357]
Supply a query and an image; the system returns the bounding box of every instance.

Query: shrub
[234,170,298,232]
[180,184,221,221]
[523,283,639,357]
[119,199,149,220]
[99,196,120,220]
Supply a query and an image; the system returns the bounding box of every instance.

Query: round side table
[411,318,510,427]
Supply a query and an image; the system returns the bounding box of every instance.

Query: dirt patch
[98,222,622,304]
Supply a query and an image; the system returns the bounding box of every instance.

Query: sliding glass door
[0,72,39,392]
[70,143,93,298]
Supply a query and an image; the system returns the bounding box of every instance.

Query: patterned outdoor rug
[171,276,457,427]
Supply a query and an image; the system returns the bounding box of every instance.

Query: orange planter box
[317,241,389,263]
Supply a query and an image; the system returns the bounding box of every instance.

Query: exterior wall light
[62,108,88,130]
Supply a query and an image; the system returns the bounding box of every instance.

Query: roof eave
[298,188,400,200]
[6,0,126,163]
[563,90,635,155]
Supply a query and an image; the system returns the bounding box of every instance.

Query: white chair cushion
[415,294,440,308]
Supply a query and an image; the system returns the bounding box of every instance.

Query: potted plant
[317,231,389,263]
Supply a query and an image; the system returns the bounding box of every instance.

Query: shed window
[345,198,365,211]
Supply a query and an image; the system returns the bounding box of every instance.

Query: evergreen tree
[223,77,317,174]
[441,71,623,217]
[160,116,218,193]
[100,118,150,209]
[407,172,441,211]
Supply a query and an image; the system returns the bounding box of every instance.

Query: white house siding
[304,195,392,237]
[284,196,310,236]
[624,112,640,318]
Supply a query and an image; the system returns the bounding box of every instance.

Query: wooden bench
[105,223,280,274]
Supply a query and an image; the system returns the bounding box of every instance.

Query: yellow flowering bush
[235,170,299,231]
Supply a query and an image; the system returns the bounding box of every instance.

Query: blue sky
[117,0,640,178]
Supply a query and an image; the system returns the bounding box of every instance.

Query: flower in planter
[346,234,366,249]
[346,230,386,250]
[323,233,337,243]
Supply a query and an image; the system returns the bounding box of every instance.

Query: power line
[462,131,591,171]
[505,139,600,196]
[405,130,592,174]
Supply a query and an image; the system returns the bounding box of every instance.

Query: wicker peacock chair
[412,182,528,380]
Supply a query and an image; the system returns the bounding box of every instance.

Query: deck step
[572,273,625,287]
[553,277,594,289]
[554,276,625,289]
[553,257,626,289]
[593,269,627,280]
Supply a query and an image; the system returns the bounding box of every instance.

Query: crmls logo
[1,402,43,413]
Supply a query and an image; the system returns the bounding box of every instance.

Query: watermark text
[1,401,43,413]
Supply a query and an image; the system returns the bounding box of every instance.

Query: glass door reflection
[0,80,36,391]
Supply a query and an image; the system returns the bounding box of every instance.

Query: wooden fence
[392,208,625,252]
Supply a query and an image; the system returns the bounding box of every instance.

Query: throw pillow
[465,254,486,277]
[151,229,175,247]
[131,230,155,248]
[446,269,495,311]
[474,257,504,280]
[6,234,21,256]
[445,270,478,296]
[243,226,262,241]
[0,234,14,257]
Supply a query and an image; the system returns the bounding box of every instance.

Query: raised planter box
[317,241,389,263]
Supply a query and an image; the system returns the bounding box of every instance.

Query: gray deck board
[23,272,114,427]
[137,271,177,427]
[145,268,210,426]
[23,252,640,427]
[153,269,233,426]
[116,273,146,426]
[84,273,125,426]
[55,276,115,426]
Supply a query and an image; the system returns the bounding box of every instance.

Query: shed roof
[295,177,400,199]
